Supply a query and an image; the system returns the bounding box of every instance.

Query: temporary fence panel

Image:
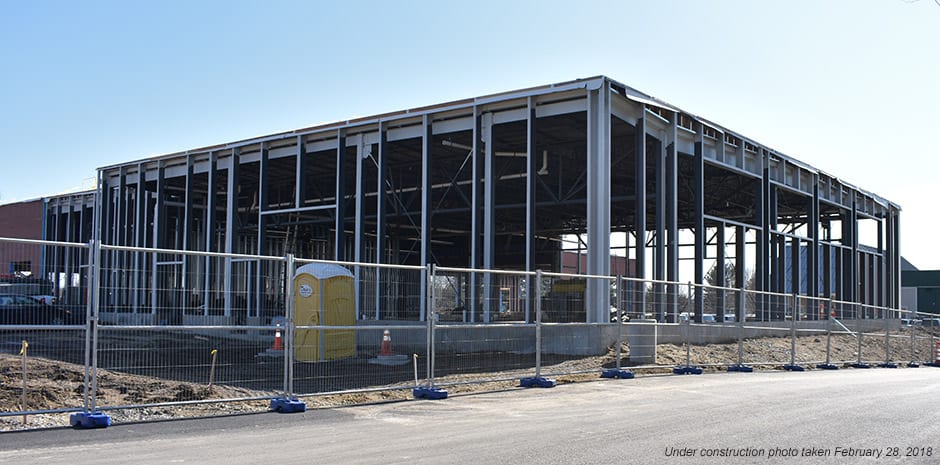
[536,272,615,378]
[92,246,289,413]
[290,259,428,396]
[432,267,538,386]
[0,238,91,428]
[3,236,930,429]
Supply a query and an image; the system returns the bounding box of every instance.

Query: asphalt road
[1,368,938,465]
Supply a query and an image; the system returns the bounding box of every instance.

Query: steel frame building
[47,76,900,324]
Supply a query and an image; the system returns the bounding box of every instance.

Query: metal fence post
[615,275,623,370]
[784,294,802,371]
[535,269,543,378]
[81,240,95,414]
[852,302,870,368]
[284,254,296,396]
[429,264,437,388]
[412,263,448,399]
[909,315,918,367]
[519,269,555,387]
[817,294,838,370]
[602,276,635,379]
[737,289,745,365]
[90,239,103,411]
[880,304,896,368]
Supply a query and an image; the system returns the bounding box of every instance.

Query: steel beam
[420,115,432,321]
[634,114,647,318]
[296,136,306,208]
[525,98,537,323]
[152,161,165,317]
[255,143,269,319]
[877,218,885,308]
[204,151,217,317]
[470,108,481,321]
[224,149,240,318]
[693,125,705,323]
[376,124,387,320]
[335,131,347,261]
[654,133,665,322]
[791,235,800,320]
[735,225,746,321]
[809,176,820,306]
[665,115,678,322]
[483,112,495,322]
[716,224,726,322]
[586,83,611,323]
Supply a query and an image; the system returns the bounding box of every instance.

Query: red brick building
[0,198,44,276]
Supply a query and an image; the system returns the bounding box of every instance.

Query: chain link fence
[2,237,938,430]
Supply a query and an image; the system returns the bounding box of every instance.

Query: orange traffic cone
[368,329,408,366]
[272,323,284,351]
[380,329,393,356]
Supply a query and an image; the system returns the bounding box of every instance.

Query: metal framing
[42,76,898,324]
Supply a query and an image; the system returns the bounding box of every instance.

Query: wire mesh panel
[93,247,289,412]
[289,325,428,396]
[536,273,616,377]
[290,261,428,396]
[0,327,88,430]
[432,323,534,386]
[1,235,925,427]
[431,267,537,385]
[0,238,90,429]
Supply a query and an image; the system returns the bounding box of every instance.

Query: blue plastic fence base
[906,362,920,368]
[413,386,449,400]
[850,362,872,369]
[925,362,940,368]
[878,362,899,369]
[727,364,753,373]
[600,369,635,379]
[520,376,557,388]
[672,366,703,375]
[782,364,805,372]
[270,398,307,413]
[70,412,111,429]
[816,363,840,370]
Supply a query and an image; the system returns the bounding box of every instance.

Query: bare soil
[2,328,937,431]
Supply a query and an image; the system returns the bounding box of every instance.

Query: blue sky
[1,0,938,268]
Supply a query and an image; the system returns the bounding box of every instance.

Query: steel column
[634,114,647,318]
[469,108,482,321]
[809,176,820,305]
[482,113,495,322]
[586,83,611,323]
[791,236,801,320]
[693,125,705,323]
[716,224,726,322]
[420,115,432,321]
[255,143,269,319]
[204,151,217,317]
[525,99,537,323]
[665,115,678,321]
[335,131,347,261]
[653,134,665,322]
[223,149,240,318]
[376,125,387,320]
[735,226,747,320]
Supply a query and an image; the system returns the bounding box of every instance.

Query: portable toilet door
[293,263,357,362]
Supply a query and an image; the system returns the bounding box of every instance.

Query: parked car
[0,293,74,325]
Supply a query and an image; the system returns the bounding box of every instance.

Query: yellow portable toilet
[293,263,356,361]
